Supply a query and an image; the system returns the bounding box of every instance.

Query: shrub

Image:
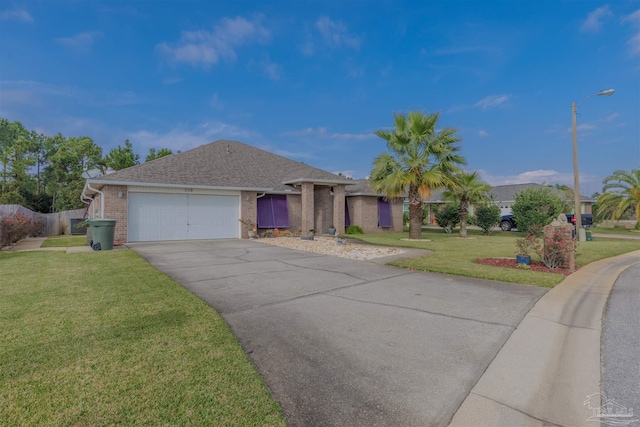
[345,225,363,234]
[533,231,574,269]
[511,187,564,236]
[434,204,459,233]
[0,213,44,249]
[474,205,501,235]
[514,233,536,257]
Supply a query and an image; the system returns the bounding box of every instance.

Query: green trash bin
[586,231,593,241]
[88,219,117,251]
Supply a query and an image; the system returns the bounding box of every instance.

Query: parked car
[500,215,517,231]
[500,213,593,232]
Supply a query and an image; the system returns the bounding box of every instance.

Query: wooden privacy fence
[0,204,87,236]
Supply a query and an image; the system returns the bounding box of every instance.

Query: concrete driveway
[130,239,547,427]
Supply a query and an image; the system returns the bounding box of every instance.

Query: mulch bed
[475,258,578,276]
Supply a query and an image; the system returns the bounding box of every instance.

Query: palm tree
[597,169,640,229]
[443,171,492,238]
[371,112,466,239]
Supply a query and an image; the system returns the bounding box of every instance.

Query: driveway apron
[130,240,547,427]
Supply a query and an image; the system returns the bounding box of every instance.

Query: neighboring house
[406,183,595,223]
[82,140,402,243]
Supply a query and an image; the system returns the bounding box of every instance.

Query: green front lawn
[591,226,640,235]
[0,250,285,426]
[350,229,640,288]
[40,235,88,247]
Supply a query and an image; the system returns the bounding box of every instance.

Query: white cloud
[622,9,640,24]
[256,56,282,80]
[126,122,260,152]
[474,94,510,110]
[567,123,597,133]
[281,127,373,140]
[315,16,360,49]
[0,80,138,108]
[626,32,640,56]
[0,6,33,22]
[581,5,613,33]
[622,10,640,56]
[259,145,317,160]
[162,77,182,85]
[602,112,619,123]
[55,31,103,51]
[478,130,490,137]
[156,16,270,67]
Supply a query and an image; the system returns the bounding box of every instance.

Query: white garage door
[128,192,239,242]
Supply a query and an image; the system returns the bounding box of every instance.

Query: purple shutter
[272,195,290,228]
[345,203,351,227]
[378,198,393,228]
[257,195,290,228]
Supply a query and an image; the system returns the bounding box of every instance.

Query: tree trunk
[408,185,422,239]
[459,198,469,238]
[409,202,422,239]
[459,212,468,238]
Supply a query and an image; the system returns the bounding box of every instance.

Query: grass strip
[349,229,640,288]
[40,235,88,247]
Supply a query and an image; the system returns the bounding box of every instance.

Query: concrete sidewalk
[2,237,93,253]
[449,250,640,427]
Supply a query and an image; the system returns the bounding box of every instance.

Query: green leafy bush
[435,204,459,233]
[474,205,501,235]
[511,187,564,236]
[345,225,363,234]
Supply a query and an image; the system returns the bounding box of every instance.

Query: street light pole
[571,88,615,241]
[572,101,582,235]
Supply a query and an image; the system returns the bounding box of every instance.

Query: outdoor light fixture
[571,88,615,241]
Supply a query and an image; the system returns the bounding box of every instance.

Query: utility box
[69,218,88,235]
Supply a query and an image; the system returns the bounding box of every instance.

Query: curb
[449,250,640,426]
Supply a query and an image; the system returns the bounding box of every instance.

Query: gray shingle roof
[93,140,351,191]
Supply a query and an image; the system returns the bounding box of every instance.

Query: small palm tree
[597,169,640,229]
[371,112,465,239]
[443,171,492,238]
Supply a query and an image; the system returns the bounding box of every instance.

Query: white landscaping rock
[258,236,405,261]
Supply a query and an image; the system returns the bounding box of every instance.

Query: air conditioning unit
[69,218,88,235]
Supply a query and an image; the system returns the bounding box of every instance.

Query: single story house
[81,140,403,242]
[412,183,594,223]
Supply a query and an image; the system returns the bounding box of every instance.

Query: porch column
[333,184,345,233]
[301,182,314,233]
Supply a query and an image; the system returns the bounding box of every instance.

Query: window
[378,198,392,228]
[257,195,290,228]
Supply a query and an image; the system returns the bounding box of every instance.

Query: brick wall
[240,191,257,239]
[347,196,402,233]
[287,194,302,233]
[102,185,128,242]
[313,186,334,233]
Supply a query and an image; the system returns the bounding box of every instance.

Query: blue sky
[1,1,638,196]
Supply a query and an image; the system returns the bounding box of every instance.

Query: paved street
[130,239,546,427]
[602,262,640,423]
